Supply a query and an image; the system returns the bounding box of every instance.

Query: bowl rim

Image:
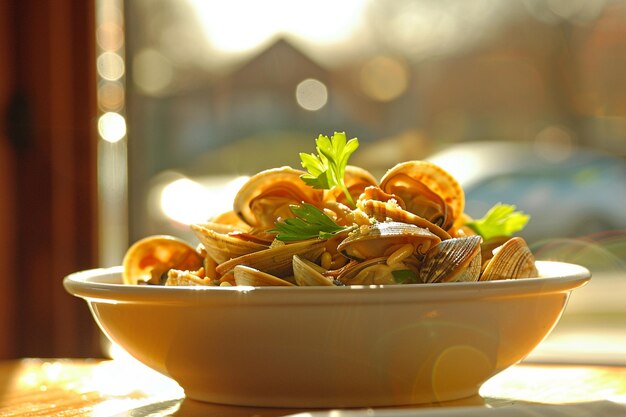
[63,260,591,305]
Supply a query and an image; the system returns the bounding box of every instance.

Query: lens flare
[531,230,626,272]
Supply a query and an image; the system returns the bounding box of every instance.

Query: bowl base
[183,388,482,409]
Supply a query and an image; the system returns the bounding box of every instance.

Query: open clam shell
[233,265,296,286]
[336,257,419,285]
[480,237,538,281]
[122,235,204,285]
[191,223,269,264]
[480,236,510,267]
[379,161,464,231]
[420,235,482,283]
[337,222,441,261]
[292,255,335,286]
[233,166,324,228]
[216,239,326,278]
[358,198,451,240]
[211,210,251,229]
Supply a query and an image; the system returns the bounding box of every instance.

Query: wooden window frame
[0,0,101,358]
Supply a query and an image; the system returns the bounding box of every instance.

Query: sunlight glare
[188,0,367,53]
[87,351,183,417]
[160,176,249,225]
[427,151,484,186]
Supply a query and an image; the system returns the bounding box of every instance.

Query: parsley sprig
[299,132,359,208]
[270,203,354,242]
[465,203,530,241]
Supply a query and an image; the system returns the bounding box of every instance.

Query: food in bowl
[63,261,590,407]
[122,132,538,288]
[65,132,591,407]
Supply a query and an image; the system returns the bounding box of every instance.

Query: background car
[428,140,626,248]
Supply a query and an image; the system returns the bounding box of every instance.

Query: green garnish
[269,203,354,242]
[299,132,359,208]
[465,203,530,241]
[391,269,419,284]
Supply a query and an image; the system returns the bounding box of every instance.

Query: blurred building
[123,0,626,241]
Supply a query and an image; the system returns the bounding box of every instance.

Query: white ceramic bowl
[64,261,590,408]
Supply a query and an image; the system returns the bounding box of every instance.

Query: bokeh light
[360,56,409,102]
[98,81,125,112]
[97,52,125,81]
[533,125,575,163]
[98,112,127,143]
[133,48,174,95]
[96,21,124,51]
[295,78,328,111]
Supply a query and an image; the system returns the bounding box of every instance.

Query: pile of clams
[122,162,538,287]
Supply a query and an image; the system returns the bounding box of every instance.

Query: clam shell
[122,235,204,285]
[215,239,326,278]
[480,236,510,267]
[379,161,464,231]
[234,265,295,286]
[211,210,251,229]
[420,236,482,283]
[337,222,441,261]
[293,255,334,286]
[337,257,419,285]
[480,237,538,281]
[358,199,451,241]
[191,223,269,264]
[337,258,390,285]
[233,166,324,227]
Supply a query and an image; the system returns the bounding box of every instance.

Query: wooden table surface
[1,358,626,416]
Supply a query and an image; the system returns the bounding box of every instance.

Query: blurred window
[98,0,626,364]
